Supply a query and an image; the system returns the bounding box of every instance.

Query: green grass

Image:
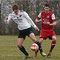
[0,35,60,60]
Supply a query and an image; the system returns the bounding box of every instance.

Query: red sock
[35,50,39,56]
[49,41,56,52]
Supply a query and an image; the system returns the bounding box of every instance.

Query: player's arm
[50,14,56,26]
[50,21,56,26]
[47,22,56,26]
[35,12,42,23]
[5,14,12,24]
[35,18,42,23]
[47,14,56,26]
[23,11,40,31]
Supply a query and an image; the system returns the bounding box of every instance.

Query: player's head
[44,4,50,12]
[12,4,19,15]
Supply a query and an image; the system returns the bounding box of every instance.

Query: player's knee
[17,44,21,48]
[17,45,19,48]
[52,38,56,42]
[31,37,37,42]
[52,36,56,41]
[53,39,56,42]
[29,33,37,41]
[39,38,43,43]
[40,38,43,41]
[33,39,37,42]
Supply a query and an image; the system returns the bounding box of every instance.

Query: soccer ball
[31,43,39,51]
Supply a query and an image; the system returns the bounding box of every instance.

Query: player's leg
[17,30,29,59]
[29,33,46,57]
[17,38,29,57]
[47,36,56,57]
[29,33,37,42]
[27,28,43,53]
[34,38,44,57]
[29,33,43,52]
[50,36,56,52]
[35,38,46,57]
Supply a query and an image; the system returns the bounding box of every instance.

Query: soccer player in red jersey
[35,4,56,57]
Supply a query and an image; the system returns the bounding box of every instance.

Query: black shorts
[18,27,33,39]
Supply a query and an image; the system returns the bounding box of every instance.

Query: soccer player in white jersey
[5,4,46,59]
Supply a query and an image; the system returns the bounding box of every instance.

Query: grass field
[0,35,60,60]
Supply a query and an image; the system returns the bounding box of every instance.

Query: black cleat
[23,55,30,59]
[47,52,51,57]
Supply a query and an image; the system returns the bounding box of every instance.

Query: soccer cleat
[47,52,51,57]
[23,55,30,59]
[33,55,37,59]
[33,50,39,58]
[40,52,46,57]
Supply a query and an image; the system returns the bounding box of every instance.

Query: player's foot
[33,55,37,59]
[40,52,46,57]
[47,52,51,57]
[23,55,30,59]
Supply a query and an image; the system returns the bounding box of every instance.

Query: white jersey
[7,10,37,30]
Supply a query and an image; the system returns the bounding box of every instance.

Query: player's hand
[35,19,42,23]
[4,16,9,24]
[5,16,8,20]
[39,19,42,22]
[34,27,40,31]
[47,22,50,25]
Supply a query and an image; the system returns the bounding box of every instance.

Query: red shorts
[40,29,56,40]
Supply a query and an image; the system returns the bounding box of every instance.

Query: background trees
[0,0,60,35]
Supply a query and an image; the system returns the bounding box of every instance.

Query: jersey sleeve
[51,14,56,22]
[23,11,37,28]
[37,12,41,20]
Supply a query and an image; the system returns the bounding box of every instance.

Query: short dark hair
[44,4,50,8]
[12,4,19,11]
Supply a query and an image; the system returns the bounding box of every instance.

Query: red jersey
[37,11,56,30]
